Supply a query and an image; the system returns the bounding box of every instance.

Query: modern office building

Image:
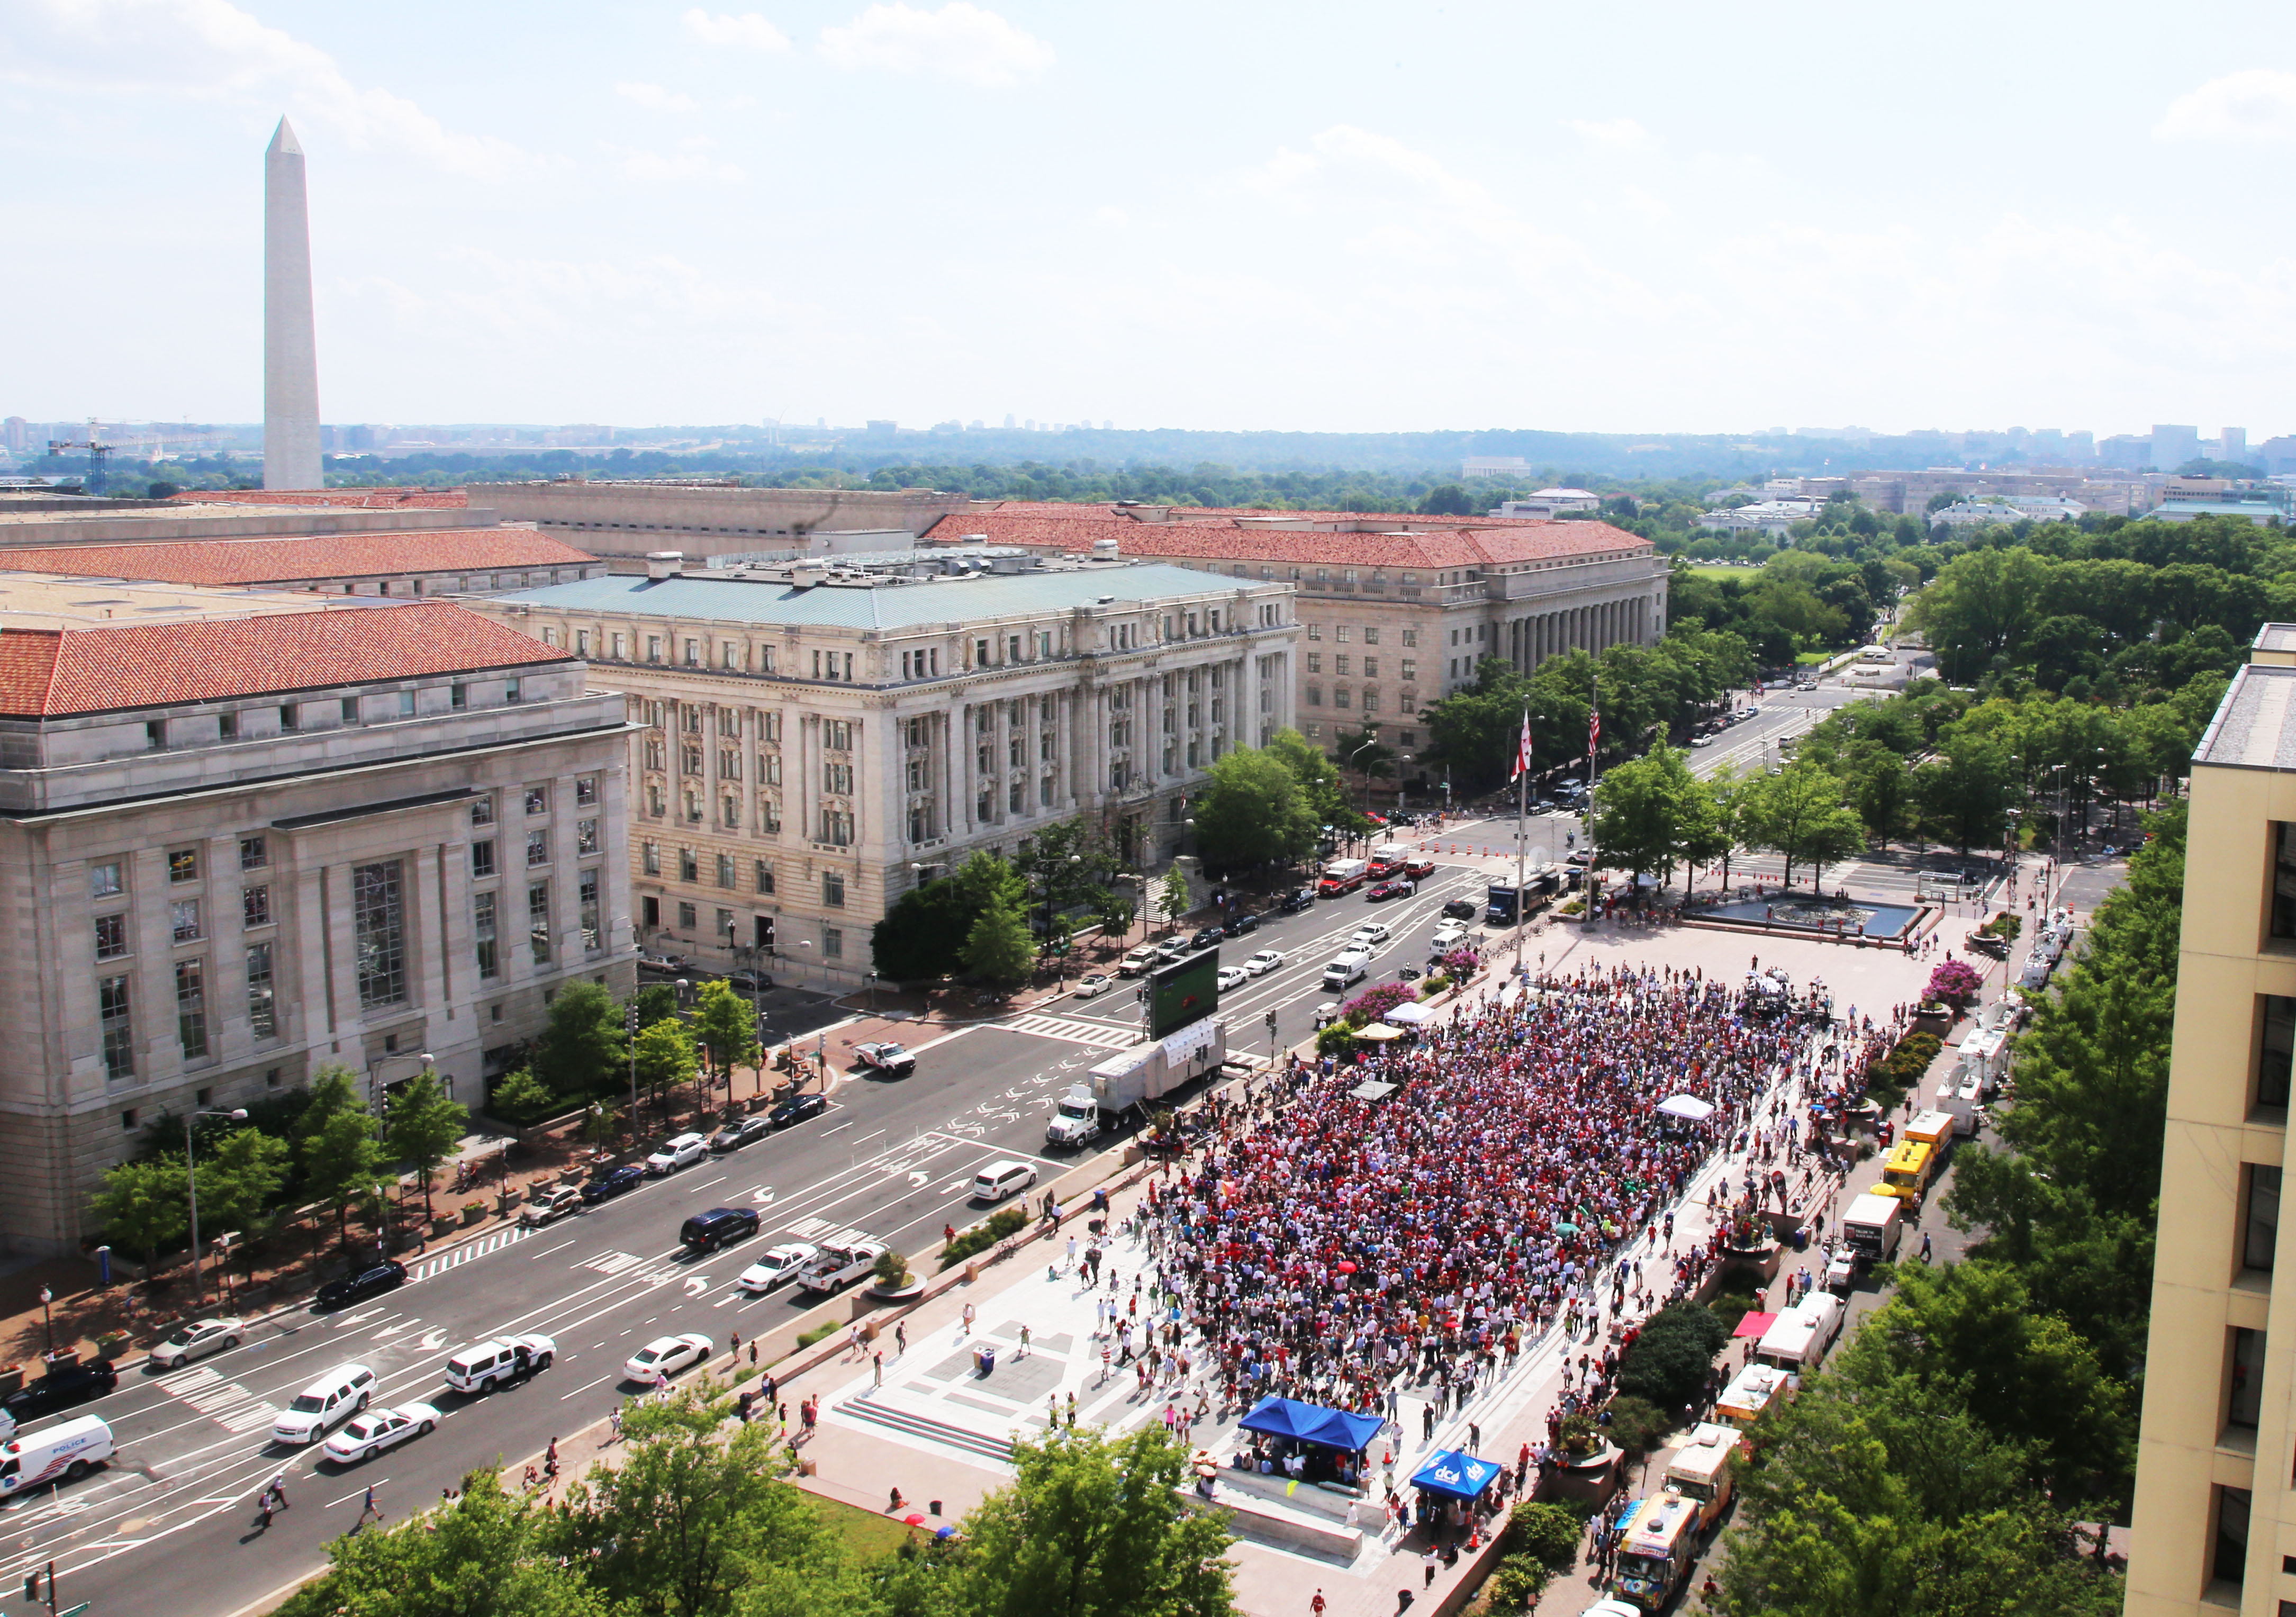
[463,550,1298,981]
[0,582,634,1257]
[2130,624,2296,1612]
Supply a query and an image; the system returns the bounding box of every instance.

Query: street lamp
[1343,735,1382,836]
[185,1107,248,1306]
[38,1286,53,1358]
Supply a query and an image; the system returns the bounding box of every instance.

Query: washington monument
[264,117,322,491]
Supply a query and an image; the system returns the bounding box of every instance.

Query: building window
[824,871,846,908]
[577,818,599,856]
[242,884,272,928]
[2229,1326,2266,1430]
[451,681,468,710]
[170,898,202,943]
[396,689,416,718]
[823,926,843,960]
[526,785,549,816]
[529,880,553,964]
[341,697,359,725]
[352,860,407,1009]
[505,678,521,704]
[677,900,697,929]
[472,792,495,827]
[98,975,133,1080]
[94,913,128,960]
[679,848,699,883]
[820,810,853,846]
[168,848,199,883]
[580,869,601,953]
[239,834,267,871]
[716,853,736,889]
[91,860,123,899]
[175,959,209,1059]
[475,891,499,980]
[642,840,660,875]
[755,860,774,895]
[575,774,598,808]
[473,838,499,879]
[247,941,277,1039]
[2261,997,2294,1111]
[527,829,550,868]
[279,703,300,731]
[641,895,660,929]
[2215,1486,2252,1586]
[2246,1164,2281,1271]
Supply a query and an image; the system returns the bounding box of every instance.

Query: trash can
[1792,1227,1809,1252]
[974,1345,997,1377]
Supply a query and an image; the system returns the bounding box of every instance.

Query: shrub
[1342,982,1417,1024]
[1600,1394,1673,1457]
[1441,947,1480,979]
[939,1207,1028,1269]
[1421,973,1452,995]
[1505,1500,1583,1571]
[1614,1300,1729,1411]
[1707,1289,1762,1336]
[1315,1023,1359,1059]
[1480,1552,1550,1613]
[1925,958,1983,1002]
[872,1248,913,1289]
[486,1067,556,1125]
[1864,1031,1944,1107]
[797,1322,838,1349]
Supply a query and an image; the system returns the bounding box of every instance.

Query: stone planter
[494,1192,520,1216]
[94,1331,131,1360]
[559,1168,586,1186]
[1544,1442,1623,1509]
[0,1366,21,1395]
[866,1279,926,1304]
[459,1204,485,1228]
[432,1216,458,1239]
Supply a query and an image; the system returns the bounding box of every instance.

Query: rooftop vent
[644,551,685,580]
[1091,537,1120,559]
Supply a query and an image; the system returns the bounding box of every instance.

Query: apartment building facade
[0,587,635,1256]
[2131,625,2296,1612]
[465,554,1297,981]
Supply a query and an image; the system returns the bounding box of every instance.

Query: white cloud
[1,0,531,178]
[616,81,699,113]
[1565,116,1652,151]
[1095,205,1128,228]
[818,3,1053,88]
[2156,69,2296,142]
[607,137,743,183]
[681,9,791,51]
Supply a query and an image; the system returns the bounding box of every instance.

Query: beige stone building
[923,504,1668,756]
[0,582,635,1257]
[2130,622,2296,1611]
[463,552,1297,982]
[467,481,970,565]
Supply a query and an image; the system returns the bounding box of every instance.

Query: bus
[1608,1489,1703,1611]
[1874,1140,1936,1204]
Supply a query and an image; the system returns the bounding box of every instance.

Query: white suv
[272,1363,377,1446]
[646,1133,708,1176]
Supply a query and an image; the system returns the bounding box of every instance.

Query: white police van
[0,1415,114,1493]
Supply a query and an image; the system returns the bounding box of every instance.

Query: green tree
[1850,748,1913,847]
[1906,545,2052,681]
[1264,726,1355,834]
[1190,746,1318,872]
[385,1070,468,1222]
[1700,766,1750,892]
[1588,743,1706,889]
[963,893,1038,988]
[1419,482,1475,516]
[1740,761,1865,889]
[1095,892,1136,942]
[871,878,977,983]
[531,980,627,1103]
[90,1157,188,1280]
[1156,867,1192,929]
[947,1426,1236,1617]
[490,1067,553,1122]
[192,1125,292,1269]
[690,979,762,1105]
[632,1018,701,1112]
[1913,739,2014,855]
[302,1094,386,1247]
[583,1100,625,1150]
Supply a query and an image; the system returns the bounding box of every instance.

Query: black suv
[680,1207,761,1252]
[1223,913,1261,938]
[313,1260,407,1311]
[1442,898,1478,920]
[1,1357,117,1422]
[1189,926,1226,951]
[1276,887,1315,915]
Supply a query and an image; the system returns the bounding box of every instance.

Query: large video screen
[1149,949,1219,1040]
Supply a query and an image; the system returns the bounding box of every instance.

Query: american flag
[1510,712,1533,781]
[1589,707,1602,754]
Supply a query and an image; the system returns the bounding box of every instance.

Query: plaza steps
[837,1395,1017,1465]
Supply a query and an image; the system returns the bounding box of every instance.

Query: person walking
[962,1302,977,1336]
[894,1321,908,1357]
[873,1350,884,1389]
[356,1484,382,1528]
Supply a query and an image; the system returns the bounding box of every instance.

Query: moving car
[769,1092,829,1130]
[313,1260,407,1311]
[1189,926,1226,951]
[0,1415,111,1494]
[622,1333,712,1384]
[322,1403,439,1465]
[1366,881,1406,902]
[147,1317,244,1370]
[721,970,770,993]
[1431,922,1470,949]
[1275,886,1315,914]
[637,951,689,974]
[680,1206,761,1252]
[520,1185,584,1226]
[736,1243,821,1294]
[970,1160,1039,1202]
[1689,735,1713,747]
[1072,972,1114,999]
[709,1115,772,1152]
[1222,912,1261,937]
[645,1132,709,1176]
[444,1333,556,1394]
[1153,938,1190,964]
[582,1163,646,1203]
[796,1240,891,1294]
[854,1041,917,1074]
[1350,923,1391,946]
[1441,898,1478,920]
[1216,965,1248,991]
[1244,949,1284,976]
[1404,859,1436,881]
[2,1358,117,1424]
[1118,945,1161,977]
[272,1363,377,1446]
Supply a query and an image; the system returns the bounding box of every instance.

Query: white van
[971,1160,1038,1202]
[1,1415,114,1493]
[1321,951,1370,992]
[272,1363,377,1446]
[1753,1294,1845,1375]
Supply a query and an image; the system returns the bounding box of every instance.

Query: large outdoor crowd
[1138,962,1831,1428]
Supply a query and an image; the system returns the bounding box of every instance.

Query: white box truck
[1753,1294,1845,1375]
[1839,1191,1904,1273]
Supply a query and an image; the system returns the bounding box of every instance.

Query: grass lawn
[1685,564,1750,579]
[1793,649,1831,665]
[804,1491,925,1559]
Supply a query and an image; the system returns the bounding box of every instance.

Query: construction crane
[46,418,114,493]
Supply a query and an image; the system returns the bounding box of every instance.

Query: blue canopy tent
[1409,1449,1503,1501]
[1236,1397,1386,1454]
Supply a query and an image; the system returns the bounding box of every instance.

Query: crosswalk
[781,1217,874,1245]
[155,1363,277,1433]
[407,1225,528,1282]
[1003,1013,1140,1051]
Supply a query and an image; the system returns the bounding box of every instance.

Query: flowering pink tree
[1925,959,1983,1004]
[1343,982,1417,1024]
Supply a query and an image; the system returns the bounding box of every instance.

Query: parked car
[622,1333,712,1384]
[736,1243,821,1294]
[1366,881,1403,902]
[637,951,689,974]
[1690,735,1714,747]
[721,971,771,994]
[709,1115,772,1152]
[1216,966,1249,991]
[646,1132,709,1176]
[147,1317,244,1370]
[769,1092,829,1130]
[970,1160,1039,1202]
[313,1261,406,1311]
[1275,886,1316,914]
[680,1207,761,1252]
[1072,973,1114,998]
[1442,898,1478,920]
[2,1358,117,1424]
[1189,926,1226,951]
[582,1164,645,1204]
[520,1185,584,1226]
[1223,912,1261,937]
[1245,948,1284,976]
[854,1041,916,1075]
[1117,945,1161,977]
[322,1402,439,1464]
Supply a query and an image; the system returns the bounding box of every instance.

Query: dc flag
[1510,713,1533,781]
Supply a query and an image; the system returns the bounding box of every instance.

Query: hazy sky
[7,0,2296,437]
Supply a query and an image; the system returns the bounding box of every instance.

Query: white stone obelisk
[264,116,323,491]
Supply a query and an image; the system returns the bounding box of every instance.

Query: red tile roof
[927,512,1650,569]
[961,500,1545,528]
[0,601,570,718]
[0,530,592,587]
[168,488,469,508]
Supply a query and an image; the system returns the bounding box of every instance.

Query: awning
[1656,1094,1716,1122]
[1384,1002,1434,1026]
[1354,1023,1406,1042]
[1236,1397,1387,1454]
[1349,1079,1399,1103]
[1410,1449,1504,1500]
[1732,1311,1778,1339]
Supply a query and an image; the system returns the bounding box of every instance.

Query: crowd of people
[1135,962,1830,1444]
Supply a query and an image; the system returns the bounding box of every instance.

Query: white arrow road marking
[333,1307,387,1327]
[683,1277,710,1297]
[941,1179,970,1194]
[908,1172,927,1186]
[415,1330,447,1351]
[372,1318,420,1338]
[750,1187,776,1205]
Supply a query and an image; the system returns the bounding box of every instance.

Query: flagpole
[1514,704,1529,973]
[1585,671,1601,928]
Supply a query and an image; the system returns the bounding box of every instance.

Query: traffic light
[23,1571,39,1602]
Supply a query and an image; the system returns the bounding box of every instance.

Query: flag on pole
[1510,711,1533,781]
[1588,707,1602,754]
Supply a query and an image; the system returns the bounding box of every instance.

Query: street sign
[60,1602,92,1617]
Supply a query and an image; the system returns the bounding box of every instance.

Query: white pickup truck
[795,1239,889,1295]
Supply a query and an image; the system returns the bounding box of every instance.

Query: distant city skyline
[5,0,2295,432]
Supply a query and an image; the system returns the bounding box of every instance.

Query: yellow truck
[1607,1489,1704,1611]
[1874,1139,1936,1205]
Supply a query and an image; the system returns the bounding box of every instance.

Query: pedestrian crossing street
[155,1363,279,1433]
[1002,1013,1140,1051]
[406,1225,528,1282]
